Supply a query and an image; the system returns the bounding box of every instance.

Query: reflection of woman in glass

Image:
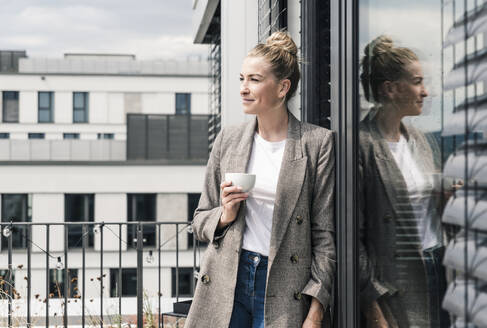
[359,36,449,328]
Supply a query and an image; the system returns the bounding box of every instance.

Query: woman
[358,35,449,328]
[186,32,336,328]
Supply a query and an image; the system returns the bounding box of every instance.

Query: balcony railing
[0,221,201,327]
[0,140,126,162]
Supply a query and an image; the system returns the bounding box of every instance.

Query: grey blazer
[186,113,336,328]
[359,113,442,327]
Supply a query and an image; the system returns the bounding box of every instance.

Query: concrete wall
[0,73,210,139]
[220,0,259,128]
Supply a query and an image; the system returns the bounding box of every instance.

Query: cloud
[0,0,207,60]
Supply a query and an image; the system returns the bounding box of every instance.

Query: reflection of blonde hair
[248,31,300,101]
[360,35,418,103]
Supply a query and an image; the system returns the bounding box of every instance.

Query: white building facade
[0,52,209,321]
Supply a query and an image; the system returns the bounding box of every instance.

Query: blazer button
[213,240,220,249]
[290,255,299,264]
[201,274,210,284]
[383,213,393,222]
[294,292,302,300]
[296,215,303,225]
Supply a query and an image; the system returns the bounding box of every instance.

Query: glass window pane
[28,133,45,139]
[49,269,78,298]
[38,108,51,123]
[65,194,94,248]
[110,268,137,297]
[73,92,85,108]
[3,91,19,123]
[127,194,156,248]
[175,93,191,115]
[357,1,454,327]
[73,109,86,123]
[1,194,29,249]
[39,92,51,108]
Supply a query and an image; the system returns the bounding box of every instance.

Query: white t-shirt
[241,133,286,256]
[387,135,441,250]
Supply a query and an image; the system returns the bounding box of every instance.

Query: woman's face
[240,56,285,115]
[390,60,429,116]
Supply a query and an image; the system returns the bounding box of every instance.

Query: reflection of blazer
[186,113,335,328]
[359,114,441,327]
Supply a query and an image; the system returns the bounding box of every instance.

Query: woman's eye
[251,78,259,82]
[239,77,244,81]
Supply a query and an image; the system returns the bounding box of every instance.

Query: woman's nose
[240,83,249,95]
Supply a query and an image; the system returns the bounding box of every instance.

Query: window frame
[73,92,89,123]
[2,91,19,123]
[175,93,191,115]
[110,268,137,297]
[63,133,80,140]
[28,133,45,139]
[127,194,157,248]
[1,194,31,249]
[38,91,54,123]
[65,194,94,248]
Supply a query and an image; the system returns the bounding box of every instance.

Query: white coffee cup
[224,173,256,192]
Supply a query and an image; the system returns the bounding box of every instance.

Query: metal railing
[0,221,202,327]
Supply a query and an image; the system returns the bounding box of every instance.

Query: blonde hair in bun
[248,31,300,101]
[360,35,418,103]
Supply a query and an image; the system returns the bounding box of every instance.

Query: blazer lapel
[367,118,413,219]
[226,117,257,174]
[268,113,307,261]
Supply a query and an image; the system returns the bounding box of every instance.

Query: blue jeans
[423,246,450,328]
[229,249,268,328]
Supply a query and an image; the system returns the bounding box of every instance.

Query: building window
[1,194,30,249]
[2,91,19,123]
[49,269,78,298]
[0,269,15,294]
[97,133,114,140]
[127,194,156,248]
[65,194,94,248]
[258,0,288,42]
[175,93,191,115]
[28,133,45,139]
[171,267,195,297]
[63,133,80,140]
[73,92,88,123]
[0,133,9,139]
[38,92,53,123]
[110,268,137,297]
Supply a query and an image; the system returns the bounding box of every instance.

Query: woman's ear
[381,80,398,101]
[278,79,291,99]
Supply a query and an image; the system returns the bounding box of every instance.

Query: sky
[0,0,208,60]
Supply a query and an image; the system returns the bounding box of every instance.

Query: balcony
[0,221,201,327]
[0,140,125,162]
[127,114,209,163]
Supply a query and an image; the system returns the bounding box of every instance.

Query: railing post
[46,225,50,328]
[27,225,32,328]
[82,224,87,328]
[158,224,162,328]
[137,223,144,328]
[100,223,104,328]
[7,222,13,328]
[64,224,68,328]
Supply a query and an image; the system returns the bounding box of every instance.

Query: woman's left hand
[302,297,323,328]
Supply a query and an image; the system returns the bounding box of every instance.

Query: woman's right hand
[218,181,249,228]
[365,301,389,328]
